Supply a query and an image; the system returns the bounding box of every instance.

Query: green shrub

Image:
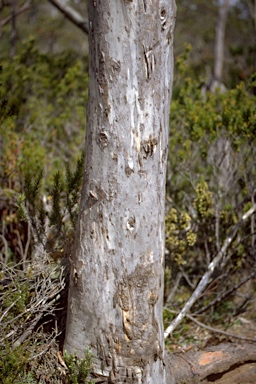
[64,349,94,384]
[0,38,88,192]
[165,47,256,319]
[0,344,30,384]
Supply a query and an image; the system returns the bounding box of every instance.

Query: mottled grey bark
[64,1,176,383]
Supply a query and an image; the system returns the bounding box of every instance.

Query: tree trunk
[9,0,17,59]
[213,0,230,85]
[245,0,256,73]
[64,1,176,383]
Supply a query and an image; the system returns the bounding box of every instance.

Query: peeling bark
[64,1,176,383]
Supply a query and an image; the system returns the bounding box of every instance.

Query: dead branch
[13,310,45,348]
[47,0,89,35]
[186,313,256,343]
[0,234,9,265]
[164,204,256,339]
[0,1,32,28]
[0,260,65,349]
[164,307,256,343]
[29,327,59,361]
[0,296,21,323]
[194,267,256,315]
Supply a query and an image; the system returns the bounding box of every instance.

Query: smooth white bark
[65,1,176,383]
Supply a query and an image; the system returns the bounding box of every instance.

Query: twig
[186,313,256,343]
[194,268,256,315]
[164,204,256,339]
[181,267,197,289]
[0,261,65,348]
[0,234,9,265]
[13,311,45,348]
[0,328,16,343]
[0,296,21,323]
[215,201,220,252]
[166,272,182,304]
[12,290,62,348]
[29,333,58,361]
[204,239,211,266]
[0,1,32,27]
[164,307,256,343]
[24,222,31,265]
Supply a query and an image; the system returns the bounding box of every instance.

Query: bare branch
[0,0,32,28]
[47,0,89,35]
[13,310,45,348]
[164,204,256,339]
[0,296,21,323]
[164,307,256,343]
[186,313,256,343]
[194,267,256,315]
[0,260,65,348]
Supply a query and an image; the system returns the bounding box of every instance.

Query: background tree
[174,0,255,87]
[213,0,231,88]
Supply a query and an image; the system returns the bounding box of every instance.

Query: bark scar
[143,45,156,80]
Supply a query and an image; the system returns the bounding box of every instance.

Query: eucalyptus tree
[64,0,176,383]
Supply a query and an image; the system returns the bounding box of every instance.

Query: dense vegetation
[164,46,256,345]
[0,0,256,382]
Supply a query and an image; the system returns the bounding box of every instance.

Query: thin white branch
[0,296,21,323]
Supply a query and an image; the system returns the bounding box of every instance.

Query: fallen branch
[166,342,256,384]
[164,204,256,339]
